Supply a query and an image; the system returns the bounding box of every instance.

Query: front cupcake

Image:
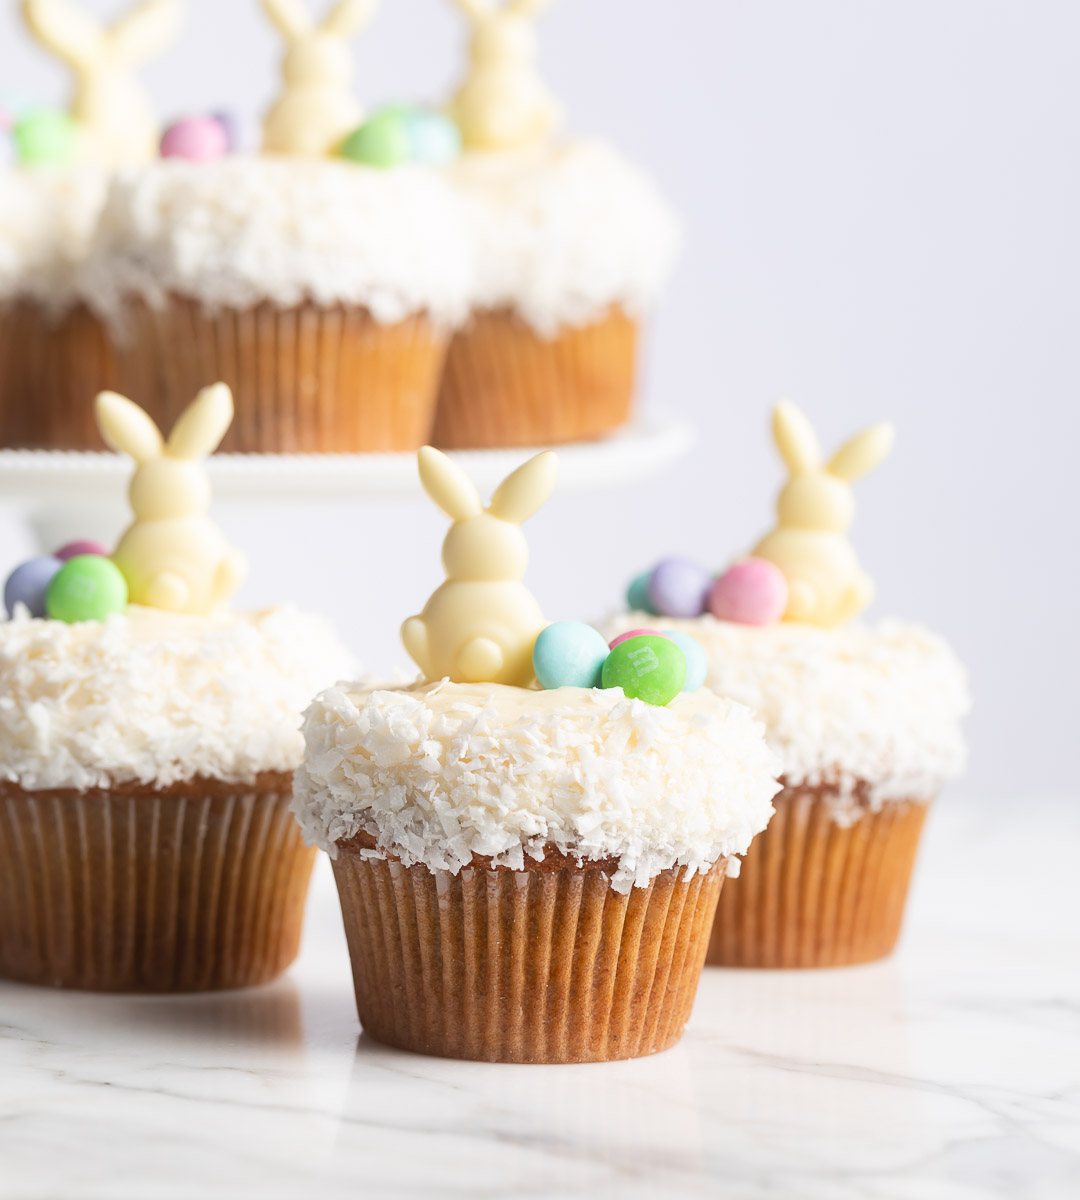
[292,448,779,1062]
[0,385,353,990]
[431,2,679,449]
[602,403,970,968]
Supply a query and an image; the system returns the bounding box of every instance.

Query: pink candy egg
[609,627,670,650]
[55,539,110,562]
[160,116,228,162]
[708,558,789,626]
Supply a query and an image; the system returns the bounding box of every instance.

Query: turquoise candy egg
[340,110,412,167]
[14,109,77,166]
[46,556,128,624]
[4,556,62,618]
[533,621,611,690]
[601,634,686,706]
[406,110,461,165]
[626,569,657,614]
[664,631,708,692]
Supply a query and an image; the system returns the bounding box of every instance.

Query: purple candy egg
[647,558,712,618]
[4,555,62,618]
[211,110,240,152]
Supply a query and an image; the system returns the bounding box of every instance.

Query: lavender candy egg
[4,556,62,618]
[663,631,708,692]
[211,110,241,151]
[648,557,712,618]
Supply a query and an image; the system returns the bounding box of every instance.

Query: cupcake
[602,403,970,968]
[432,2,680,449]
[0,0,180,451]
[292,446,779,1062]
[0,383,353,990]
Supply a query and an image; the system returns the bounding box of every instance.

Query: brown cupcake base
[0,774,315,992]
[707,785,930,969]
[114,297,449,454]
[432,306,638,449]
[333,837,725,1063]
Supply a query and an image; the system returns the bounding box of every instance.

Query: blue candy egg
[4,555,62,618]
[648,557,711,618]
[664,631,708,692]
[406,109,461,165]
[533,621,611,690]
[626,569,657,614]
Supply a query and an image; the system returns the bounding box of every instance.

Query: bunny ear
[22,0,103,68]
[322,0,378,37]
[261,0,312,39]
[95,391,164,464]
[772,401,821,475]
[107,0,182,67]
[417,447,483,521]
[166,384,234,460]
[487,451,558,525]
[508,0,553,17]
[453,0,494,20]
[828,422,895,481]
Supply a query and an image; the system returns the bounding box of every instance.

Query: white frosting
[450,140,681,334]
[0,167,109,309]
[292,679,780,893]
[78,157,473,333]
[600,614,970,806]
[0,605,355,791]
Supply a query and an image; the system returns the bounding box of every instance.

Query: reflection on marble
[1,796,1077,1199]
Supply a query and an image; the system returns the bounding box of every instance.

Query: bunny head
[22,0,182,163]
[419,446,557,582]
[771,401,894,532]
[461,0,547,65]
[95,385,247,615]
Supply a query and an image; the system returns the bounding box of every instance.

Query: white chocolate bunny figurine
[447,0,561,151]
[261,0,378,156]
[22,0,182,163]
[752,401,894,628]
[402,447,558,686]
[95,385,248,616]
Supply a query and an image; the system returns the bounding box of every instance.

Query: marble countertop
[1,795,1076,1200]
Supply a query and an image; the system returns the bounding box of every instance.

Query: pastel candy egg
[55,539,110,562]
[4,556,62,618]
[608,627,667,650]
[406,110,461,165]
[533,621,610,690]
[160,116,228,162]
[626,569,657,615]
[664,631,708,692]
[709,557,789,626]
[601,634,686,706]
[341,111,412,167]
[211,110,241,151]
[46,556,128,624]
[648,557,711,618]
[14,109,77,166]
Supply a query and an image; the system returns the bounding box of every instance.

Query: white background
[2,0,1076,800]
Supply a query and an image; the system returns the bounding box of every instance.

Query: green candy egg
[340,111,412,168]
[14,109,78,166]
[46,555,128,624]
[601,634,687,706]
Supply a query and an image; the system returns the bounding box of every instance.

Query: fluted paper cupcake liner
[0,300,119,451]
[432,306,638,449]
[0,774,315,992]
[332,841,725,1063]
[110,296,449,453]
[707,787,930,969]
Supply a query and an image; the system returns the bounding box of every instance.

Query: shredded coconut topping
[0,167,110,308]
[601,614,970,804]
[0,605,355,791]
[292,679,780,893]
[78,157,473,333]
[451,140,681,334]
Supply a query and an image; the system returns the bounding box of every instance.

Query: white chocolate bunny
[22,0,182,164]
[752,401,894,628]
[447,0,561,152]
[261,0,378,156]
[95,384,248,616]
[402,446,557,686]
